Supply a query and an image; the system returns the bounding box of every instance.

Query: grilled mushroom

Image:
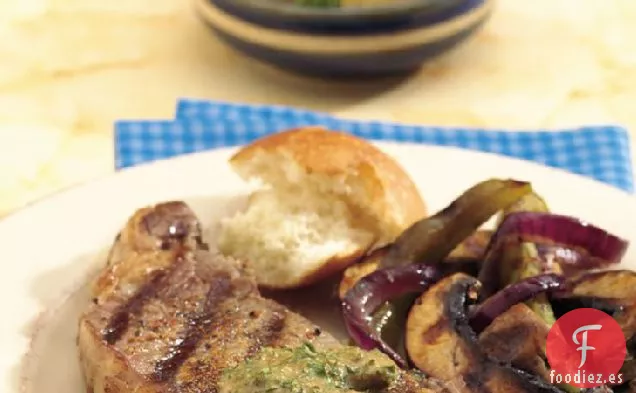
[478,303,551,381]
[405,273,564,393]
[567,270,636,299]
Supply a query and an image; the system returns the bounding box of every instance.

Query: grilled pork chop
[78,201,440,393]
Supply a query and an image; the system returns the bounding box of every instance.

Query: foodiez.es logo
[546,308,626,388]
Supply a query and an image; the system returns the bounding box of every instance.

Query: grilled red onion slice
[479,212,629,294]
[341,264,443,368]
[491,212,628,267]
[469,273,566,334]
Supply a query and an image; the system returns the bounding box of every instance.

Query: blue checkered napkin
[114,99,634,192]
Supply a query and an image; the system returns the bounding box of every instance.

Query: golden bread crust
[229,126,427,242]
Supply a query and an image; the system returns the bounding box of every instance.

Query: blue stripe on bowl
[209,0,487,35]
[204,18,487,77]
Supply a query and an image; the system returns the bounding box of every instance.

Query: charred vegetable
[448,230,493,260]
[583,387,615,393]
[338,178,633,393]
[556,270,636,388]
[339,246,388,300]
[560,270,636,341]
[405,274,481,380]
[551,295,625,319]
[566,270,636,299]
[363,179,530,361]
[341,256,490,365]
[440,257,482,277]
[475,210,628,392]
[480,212,628,293]
[470,273,565,334]
[381,179,532,268]
[493,191,556,325]
[339,232,488,301]
[341,264,444,367]
[516,243,561,326]
[496,191,550,224]
[405,273,564,393]
[505,191,549,213]
[478,303,551,381]
[622,337,636,383]
[478,241,560,327]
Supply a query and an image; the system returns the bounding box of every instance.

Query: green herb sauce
[219,342,399,393]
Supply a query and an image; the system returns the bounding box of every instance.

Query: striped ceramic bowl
[195,0,493,77]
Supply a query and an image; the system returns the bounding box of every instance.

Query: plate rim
[3,142,636,393]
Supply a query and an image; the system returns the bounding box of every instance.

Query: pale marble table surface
[1,0,635,217]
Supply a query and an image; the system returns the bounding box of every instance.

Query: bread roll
[217,126,427,289]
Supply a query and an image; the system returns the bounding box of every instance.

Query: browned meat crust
[78,201,439,393]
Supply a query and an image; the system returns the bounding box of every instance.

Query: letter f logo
[546,309,626,389]
[572,324,602,368]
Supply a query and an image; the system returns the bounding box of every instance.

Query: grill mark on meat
[79,202,444,393]
[102,254,184,345]
[152,275,234,382]
[244,310,287,359]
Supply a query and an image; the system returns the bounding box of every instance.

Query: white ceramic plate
[2,143,635,392]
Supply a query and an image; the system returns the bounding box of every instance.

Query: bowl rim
[213,0,469,20]
[197,0,493,53]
